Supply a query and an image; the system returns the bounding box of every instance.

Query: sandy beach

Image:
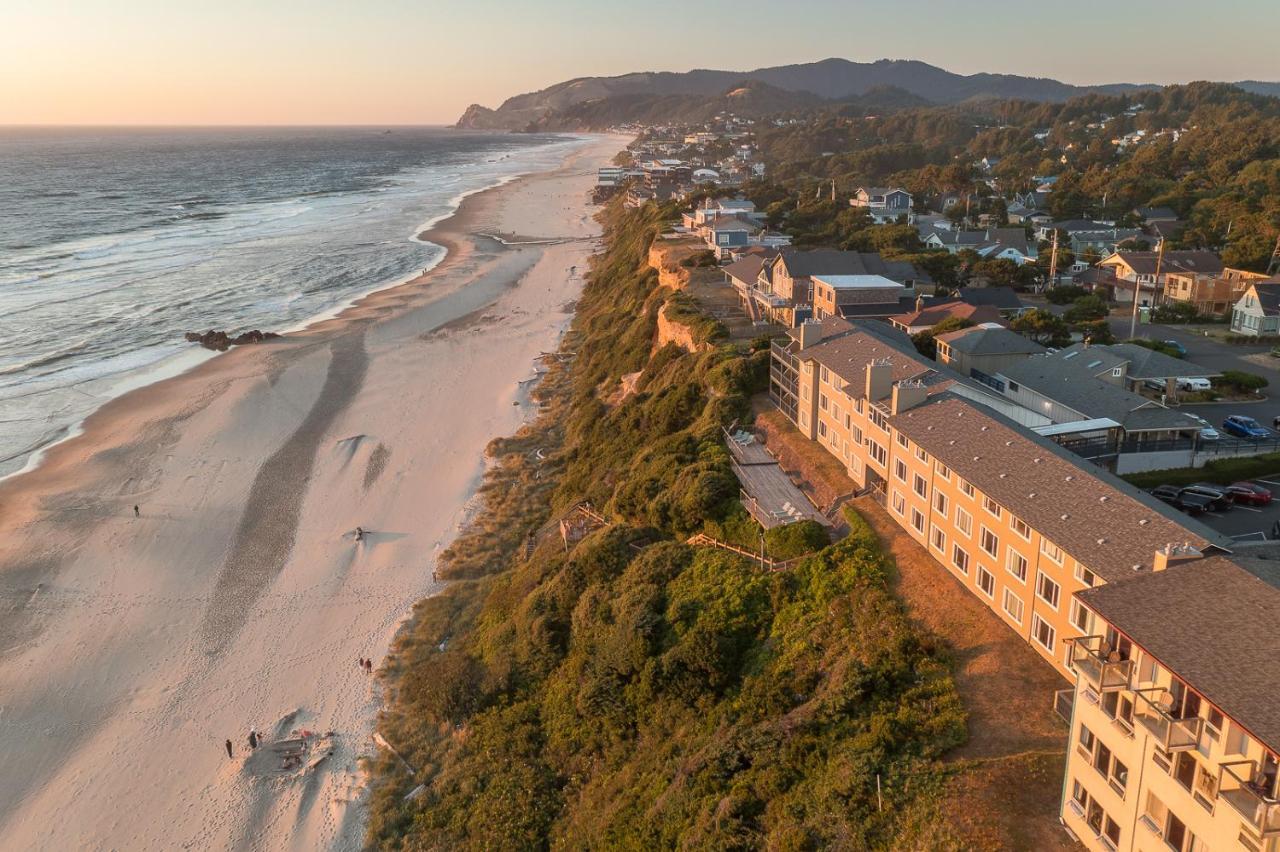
[0,133,622,850]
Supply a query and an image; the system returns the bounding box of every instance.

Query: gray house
[1230,281,1280,336]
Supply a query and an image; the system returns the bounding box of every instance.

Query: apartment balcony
[1219,760,1280,838]
[1133,687,1203,752]
[1068,636,1134,693]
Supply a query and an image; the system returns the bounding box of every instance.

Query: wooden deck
[730,460,830,530]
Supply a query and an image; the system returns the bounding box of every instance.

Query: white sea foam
[0,130,593,479]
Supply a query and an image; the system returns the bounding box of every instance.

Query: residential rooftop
[937,324,1047,356]
[889,394,1229,583]
[1078,553,1280,751]
[998,356,1194,433]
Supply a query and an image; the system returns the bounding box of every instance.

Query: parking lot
[1171,475,1280,543]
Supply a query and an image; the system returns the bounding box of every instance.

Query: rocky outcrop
[184,329,281,352]
[655,303,702,354]
[647,237,709,291]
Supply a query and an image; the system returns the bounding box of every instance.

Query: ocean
[0,126,586,479]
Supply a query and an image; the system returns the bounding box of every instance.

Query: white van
[1176,377,1212,392]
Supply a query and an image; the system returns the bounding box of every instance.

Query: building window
[959,478,974,498]
[1225,723,1251,756]
[852,425,863,445]
[896,432,909,448]
[1007,550,1028,582]
[933,491,948,516]
[936,462,951,481]
[979,526,999,558]
[1074,564,1096,588]
[915,446,928,463]
[911,508,925,533]
[894,459,907,482]
[977,566,995,598]
[892,490,905,516]
[1011,515,1031,540]
[952,544,970,575]
[955,507,972,536]
[913,474,927,498]
[982,495,1002,518]
[819,392,828,411]
[1036,571,1061,610]
[1032,614,1056,652]
[1069,600,1089,632]
[868,440,887,466]
[1003,589,1024,624]
[820,366,829,384]
[870,408,888,431]
[818,420,827,437]
[1041,538,1064,564]
[931,527,946,553]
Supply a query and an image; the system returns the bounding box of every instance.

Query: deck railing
[1067,636,1133,693]
[1133,687,1203,752]
[1218,760,1280,837]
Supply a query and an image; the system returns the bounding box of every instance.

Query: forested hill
[454,57,1275,130]
[742,82,1280,271]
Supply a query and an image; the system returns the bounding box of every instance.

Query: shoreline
[0,133,593,486]
[0,132,626,849]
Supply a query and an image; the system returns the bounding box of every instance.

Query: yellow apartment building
[1061,554,1280,852]
[769,317,1228,681]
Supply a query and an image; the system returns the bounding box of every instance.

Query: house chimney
[797,319,824,350]
[865,359,893,401]
[891,380,928,414]
[1152,542,1202,572]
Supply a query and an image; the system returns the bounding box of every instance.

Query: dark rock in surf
[184,329,281,351]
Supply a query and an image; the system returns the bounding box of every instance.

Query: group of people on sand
[357,657,374,674]
[224,727,261,759]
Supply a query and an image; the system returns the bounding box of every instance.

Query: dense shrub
[1214,369,1269,394]
[1045,284,1087,304]
[366,201,967,850]
[1151,301,1201,324]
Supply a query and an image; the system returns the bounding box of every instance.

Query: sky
[2,0,1276,125]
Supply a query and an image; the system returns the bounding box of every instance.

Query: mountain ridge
[455,57,1276,130]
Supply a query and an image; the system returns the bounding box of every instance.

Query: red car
[1227,482,1274,505]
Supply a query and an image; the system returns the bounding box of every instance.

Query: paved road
[1107,318,1280,431]
[1024,295,1280,429]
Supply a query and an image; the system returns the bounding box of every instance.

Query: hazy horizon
[4,0,1276,125]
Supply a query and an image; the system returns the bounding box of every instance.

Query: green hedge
[1122,452,1280,489]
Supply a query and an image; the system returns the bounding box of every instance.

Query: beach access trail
[0,134,623,850]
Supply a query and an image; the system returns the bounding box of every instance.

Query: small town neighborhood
[605,110,1280,852]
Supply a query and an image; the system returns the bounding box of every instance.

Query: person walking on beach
[225,739,233,759]
[354,526,365,542]
[365,659,373,674]
[133,505,140,518]
[248,729,258,750]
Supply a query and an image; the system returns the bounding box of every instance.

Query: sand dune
[0,134,622,849]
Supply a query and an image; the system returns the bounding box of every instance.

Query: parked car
[1184,414,1220,441]
[1162,339,1188,358]
[1176,377,1212,392]
[1273,415,1280,430]
[1222,415,1272,440]
[1185,483,1233,511]
[1149,485,1214,515]
[1227,482,1274,506]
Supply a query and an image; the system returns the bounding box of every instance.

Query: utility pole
[1129,237,1165,339]
[1047,229,1060,290]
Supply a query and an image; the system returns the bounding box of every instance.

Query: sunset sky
[3,0,1275,125]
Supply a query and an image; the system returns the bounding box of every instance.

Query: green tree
[1063,295,1109,324]
[1011,309,1072,346]
[911,316,976,359]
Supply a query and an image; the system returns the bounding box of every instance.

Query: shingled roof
[889,394,1228,582]
[774,249,930,284]
[937,324,1046,357]
[1078,554,1280,752]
